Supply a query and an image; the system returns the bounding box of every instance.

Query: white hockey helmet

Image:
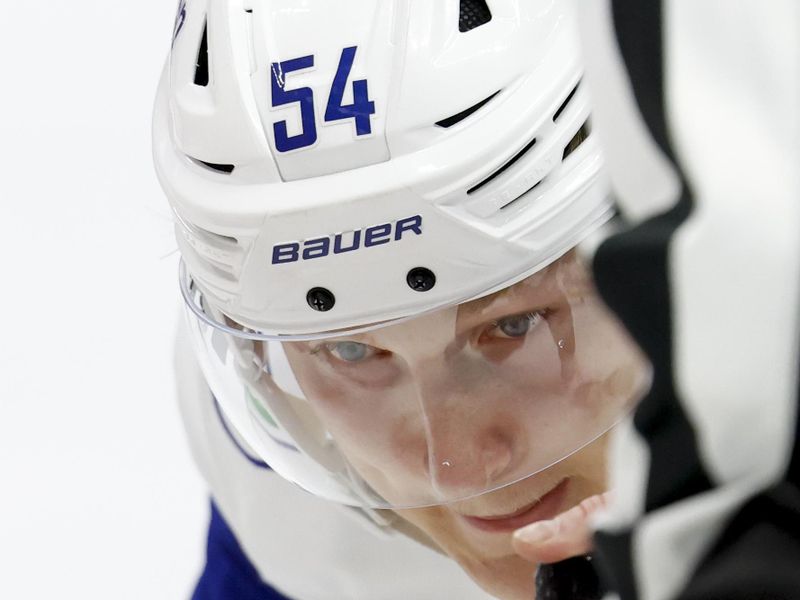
[154,0,649,508]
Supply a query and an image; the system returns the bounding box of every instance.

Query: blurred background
[0,2,208,598]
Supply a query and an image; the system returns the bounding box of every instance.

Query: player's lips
[459,478,570,533]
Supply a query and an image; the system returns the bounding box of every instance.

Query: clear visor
[181,251,651,509]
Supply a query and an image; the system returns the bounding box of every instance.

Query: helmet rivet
[306,287,335,312]
[406,267,436,292]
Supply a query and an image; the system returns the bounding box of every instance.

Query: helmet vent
[459,0,492,32]
[194,20,209,86]
[467,136,537,195]
[435,91,499,128]
[553,81,580,122]
[500,178,544,211]
[562,120,591,161]
[189,157,235,174]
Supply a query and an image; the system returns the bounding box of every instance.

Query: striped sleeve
[572,1,800,599]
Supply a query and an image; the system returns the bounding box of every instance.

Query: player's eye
[486,311,544,340]
[326,341,379,363]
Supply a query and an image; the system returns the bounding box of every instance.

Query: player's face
[282,251,648,598]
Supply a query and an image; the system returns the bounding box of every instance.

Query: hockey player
[156,0,800,598]
[154,1,653,598]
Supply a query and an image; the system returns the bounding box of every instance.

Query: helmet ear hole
[194,20,209,87]
[459,0,492,32]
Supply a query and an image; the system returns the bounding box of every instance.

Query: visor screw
[407,267,436,292]
[307,287,335,312]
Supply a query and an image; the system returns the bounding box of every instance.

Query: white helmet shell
[154,0,611,337]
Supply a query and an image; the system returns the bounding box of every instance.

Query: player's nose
[409,359,523,499]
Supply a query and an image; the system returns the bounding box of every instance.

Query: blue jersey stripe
[192,501,294,600]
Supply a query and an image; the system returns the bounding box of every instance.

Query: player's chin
[396,501,563,598]
[453,552,539,600]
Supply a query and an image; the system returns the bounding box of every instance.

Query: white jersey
[175,319,495,600]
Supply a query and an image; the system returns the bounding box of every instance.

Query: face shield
[181,250,651,509]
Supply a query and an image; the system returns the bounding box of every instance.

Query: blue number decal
[324,46,375,135]
[270,47,374,153]
[271,55,318,152]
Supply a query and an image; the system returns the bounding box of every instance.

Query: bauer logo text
[271,215,422,264]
